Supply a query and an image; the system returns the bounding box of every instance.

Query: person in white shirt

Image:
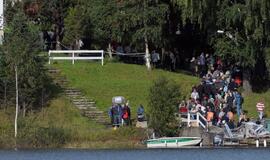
[191,88,200,100]
[256,101,265,120]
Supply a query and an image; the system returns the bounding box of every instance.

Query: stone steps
[73,101,95,105]
[48,68,109,125]
[76,106,97,110]
[72,99,95,103]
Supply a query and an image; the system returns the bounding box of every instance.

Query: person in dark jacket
[112,104,122,127]
[228,78,238,91]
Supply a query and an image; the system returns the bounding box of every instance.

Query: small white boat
[146,137,202,148]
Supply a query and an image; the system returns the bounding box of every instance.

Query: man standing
[234,91,243,117]
[256,101,265,120]
[151,50,160,68]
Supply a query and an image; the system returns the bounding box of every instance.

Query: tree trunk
[242,68,252,96]
[161,47,165,66]
[4,81,7,110]
[108,43,113,60]
[22,101,26,118]
[56,24,63,50]
[144,36,151,70]
[15,65,19,138]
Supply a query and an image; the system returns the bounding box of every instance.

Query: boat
[146,137,202,148]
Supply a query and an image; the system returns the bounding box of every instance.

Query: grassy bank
[1,61,268,148]
[0,97,145,149]
[53,61,270,120]
[52,61,199,115]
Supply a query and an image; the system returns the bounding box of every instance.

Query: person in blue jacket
[234,91,243,117]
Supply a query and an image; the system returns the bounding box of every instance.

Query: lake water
[0,148,269,160]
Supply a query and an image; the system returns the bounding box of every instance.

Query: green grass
[0,61,268,148]
[53,61,270,120]
[244,92,270,119]
[52,61,199,114]
[0,97,145,148]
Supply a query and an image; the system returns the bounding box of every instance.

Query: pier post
[264,140,267,147]
[187,113,191,127]
[256,139,259,148]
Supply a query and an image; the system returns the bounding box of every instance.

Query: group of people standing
[108,102,146,128]
[108,102,131,127]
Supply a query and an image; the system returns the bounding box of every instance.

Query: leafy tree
[148,76,181,137]
[173,0,270,91]
[38,0,75,49]
[86,0,119,56]
[3,8,47,115]
[213,0,270,91]
[62,5,84,49]
[117,0,169,70]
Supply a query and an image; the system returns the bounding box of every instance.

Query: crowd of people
[107,51,266,130]
[179,52,250,129]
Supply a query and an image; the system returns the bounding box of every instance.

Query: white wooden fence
[181,112,209,131]
[48,50,104,65]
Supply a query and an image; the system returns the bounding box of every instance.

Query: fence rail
[48,50,104,65]
[180,112,208,131]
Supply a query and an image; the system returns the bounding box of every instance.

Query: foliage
[0,97,146,148]
[85,0,118,47]
[1,7,48,112]
[116,0,169,48]
[172,0,270,83]
[62,5,85,48]
[148,76,181,137]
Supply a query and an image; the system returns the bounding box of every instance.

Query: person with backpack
[108,103,114,126]
[122,102,131,126]
[112,104,122,127]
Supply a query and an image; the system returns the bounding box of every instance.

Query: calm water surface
[0,148,269,160]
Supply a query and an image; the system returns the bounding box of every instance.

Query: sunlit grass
[52,61,199,115]
[53,61,270,120]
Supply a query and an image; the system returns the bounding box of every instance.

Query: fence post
[256,139,259,148]
[187,112,191,127]
[102,50,104,66]
[196,112,199,127]
[72,52,75,64]
[48,51,51,64]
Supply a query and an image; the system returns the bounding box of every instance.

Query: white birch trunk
[108,43,113,59]
[15,65,18,138]
[144,36,151,70]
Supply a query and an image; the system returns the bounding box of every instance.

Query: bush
[33,126,71,147]
[18,125,71,148]
[148,76,181,137]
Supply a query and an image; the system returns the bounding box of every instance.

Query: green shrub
[148,76,181,137]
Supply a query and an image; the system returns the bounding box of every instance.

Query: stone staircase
[48,68,109,125]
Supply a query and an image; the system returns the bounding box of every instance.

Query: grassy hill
[0,97,145,148]
[0,61,269,149]
[52,61,199,115]
[53,61,270,119]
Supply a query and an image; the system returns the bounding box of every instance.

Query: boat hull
[146,137,202,148]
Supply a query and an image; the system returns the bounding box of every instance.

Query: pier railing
[180,112,209,131]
